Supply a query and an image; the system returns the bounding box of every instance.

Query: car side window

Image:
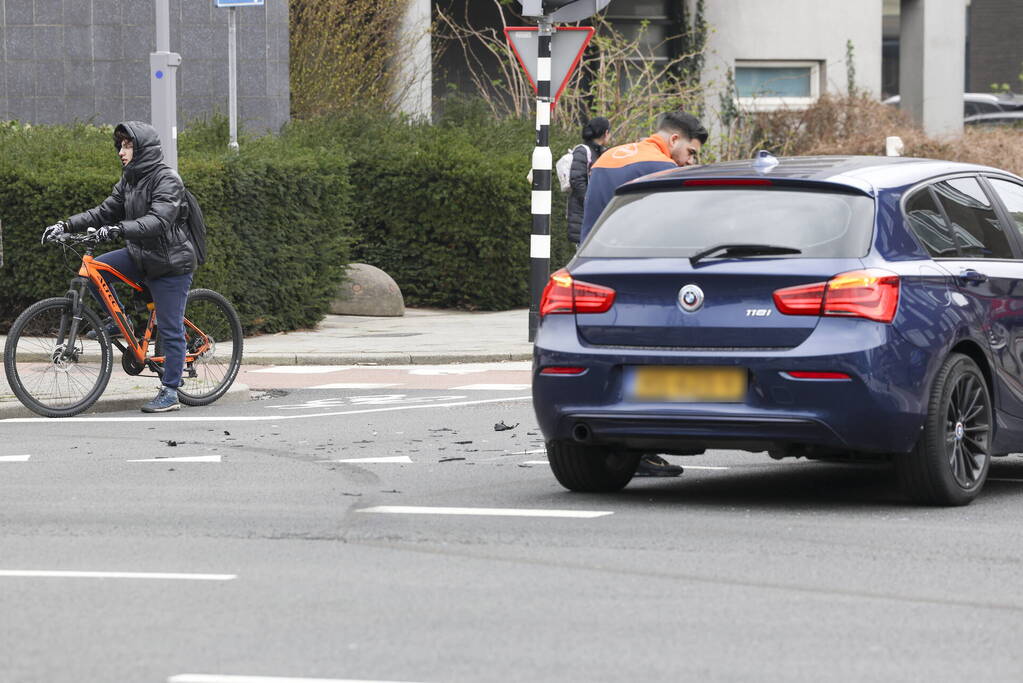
[932,177,1015,258]
[986,177,1023,241]
[904,186,956,257]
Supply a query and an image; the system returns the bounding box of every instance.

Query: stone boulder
[330,263,405,317]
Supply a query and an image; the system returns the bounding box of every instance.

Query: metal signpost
[151,0,182,169]
[513,1,609,342]
[215,0,266,151]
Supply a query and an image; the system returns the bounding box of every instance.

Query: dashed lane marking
[450,383,531,391]
[683,465,732,471]
[0,454,31,462]
[1,395,533,423]
[169,675,425,683]
[327,456,413,464]
[522,460,550,465]
[127,455,222,463]
[0,570,236,581]
[251,366,356,374]
[309,383,401,390]
[358,506,613,519]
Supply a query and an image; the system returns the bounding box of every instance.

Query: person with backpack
[40,121,198,413]
[563,117,610,247]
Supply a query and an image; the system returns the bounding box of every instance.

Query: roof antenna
[752,150,779,172]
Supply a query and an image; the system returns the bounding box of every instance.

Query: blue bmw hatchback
[532,154,1023,505]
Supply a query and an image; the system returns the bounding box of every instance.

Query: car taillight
[540,269,616,317]
[773,269,900,323]
[773,281,827,316]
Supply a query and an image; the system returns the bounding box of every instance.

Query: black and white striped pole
[528,14,554,342]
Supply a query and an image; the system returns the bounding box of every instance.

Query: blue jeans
[89,248,193,389]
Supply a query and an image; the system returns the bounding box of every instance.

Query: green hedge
[0,121,351,334]
[280,105,578,310]
[1,104,587,326]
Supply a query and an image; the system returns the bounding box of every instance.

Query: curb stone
[0,382,250,420]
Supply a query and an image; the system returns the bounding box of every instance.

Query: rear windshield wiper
[690,243,803,266]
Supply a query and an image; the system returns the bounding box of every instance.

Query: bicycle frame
[70,248,211,372]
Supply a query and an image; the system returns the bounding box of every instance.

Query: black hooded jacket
[67,121,196,279]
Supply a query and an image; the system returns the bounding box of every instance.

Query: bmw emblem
[679,284,704,312]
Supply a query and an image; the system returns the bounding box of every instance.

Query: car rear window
[580,188,875,258]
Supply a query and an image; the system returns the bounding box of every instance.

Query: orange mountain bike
[3,229,243,417]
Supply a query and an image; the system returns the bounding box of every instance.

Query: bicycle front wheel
[175,288,243,406]
[3,297,113,417]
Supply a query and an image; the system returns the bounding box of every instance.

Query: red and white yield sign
[505,26,595,105]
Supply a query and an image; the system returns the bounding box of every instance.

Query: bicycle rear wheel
[174,288,243,406]
[3,297,113,417]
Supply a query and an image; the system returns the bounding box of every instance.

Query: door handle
[958,268,988,284]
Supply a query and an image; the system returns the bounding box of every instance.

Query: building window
[604,0,674,64]
[735,60,821,111]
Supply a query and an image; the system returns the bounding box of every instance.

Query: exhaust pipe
[572,423,592,443]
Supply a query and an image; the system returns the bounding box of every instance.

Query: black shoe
[85,317,121,340]
[634,454,684,477]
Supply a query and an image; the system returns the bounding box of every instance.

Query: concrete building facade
[701,0,883,112]
[0,0,289,132]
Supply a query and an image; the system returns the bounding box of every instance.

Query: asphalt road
[3,363,1023,683]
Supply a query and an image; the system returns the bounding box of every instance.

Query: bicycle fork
[52,278,93,362]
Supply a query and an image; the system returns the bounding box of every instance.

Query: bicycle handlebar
[45,229,103,246]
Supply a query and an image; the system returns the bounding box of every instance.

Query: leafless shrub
[732,94,1023,175]
[433,1,706,142]
[289,0,407,118]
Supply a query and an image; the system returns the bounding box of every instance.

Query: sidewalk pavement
[0,308,533,418]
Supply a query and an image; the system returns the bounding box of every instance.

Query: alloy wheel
[945,372,990,488]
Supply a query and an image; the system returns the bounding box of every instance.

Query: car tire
[895,353,992,506]
[547,440,640,492]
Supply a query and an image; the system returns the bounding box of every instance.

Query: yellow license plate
[628,366,747,402]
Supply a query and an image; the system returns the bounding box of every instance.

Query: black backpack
[182,189,207,265]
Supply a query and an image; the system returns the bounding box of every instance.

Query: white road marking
[127,455,222,463]
[309,383,401,390]
[522,460,550,465]
[271,395,468,410]
[0,454,31,462]
[169,675,424,683]
[1,395,533,423]
[451,384,531,391]
[683,465,731,471]
[251,366,355,374]
[358,506,613,519]
[0,570,236,581]
[328,456,413,464]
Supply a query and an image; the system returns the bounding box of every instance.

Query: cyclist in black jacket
[41,121,196,413]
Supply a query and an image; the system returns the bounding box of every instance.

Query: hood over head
[114,121,165,181]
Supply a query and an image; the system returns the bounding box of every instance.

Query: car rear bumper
[532,315,930,455]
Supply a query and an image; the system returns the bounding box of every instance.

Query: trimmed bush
[280,106,578,310]
[0,121,351,334]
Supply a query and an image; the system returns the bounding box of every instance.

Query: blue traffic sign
[215,0,264,7]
